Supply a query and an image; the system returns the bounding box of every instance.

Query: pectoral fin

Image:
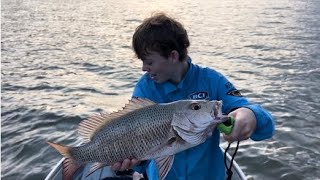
[155,156,174,180]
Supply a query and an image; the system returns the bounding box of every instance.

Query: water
[1,0,320,179]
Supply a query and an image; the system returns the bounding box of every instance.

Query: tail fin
[47,141,71,158]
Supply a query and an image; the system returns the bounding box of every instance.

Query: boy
[112,13,275,180]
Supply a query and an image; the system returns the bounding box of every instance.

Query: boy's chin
[153,78,166,84]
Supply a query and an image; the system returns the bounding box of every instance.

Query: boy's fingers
[111,159,140,171]
[111,162,121,171]
[120,159,131,171]
[131,159,140,165]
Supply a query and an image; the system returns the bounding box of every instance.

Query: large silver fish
[48,98,226,180]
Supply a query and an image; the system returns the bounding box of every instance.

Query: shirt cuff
[243,104,275,141]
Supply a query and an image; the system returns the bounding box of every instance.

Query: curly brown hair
[132,13,190,61]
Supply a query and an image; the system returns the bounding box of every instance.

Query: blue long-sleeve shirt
[132,59,275,180]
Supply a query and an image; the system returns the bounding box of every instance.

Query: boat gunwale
[45,157,65,180]
[45,147,247,180]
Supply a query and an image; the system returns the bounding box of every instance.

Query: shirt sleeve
[215,71,275,141]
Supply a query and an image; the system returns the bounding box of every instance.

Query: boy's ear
[169,50,180,62]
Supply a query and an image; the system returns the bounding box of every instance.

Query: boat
[45,147,247,180]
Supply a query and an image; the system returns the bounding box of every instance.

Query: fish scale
[72,104,175,163]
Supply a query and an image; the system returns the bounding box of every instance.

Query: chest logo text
[189,91,209,100]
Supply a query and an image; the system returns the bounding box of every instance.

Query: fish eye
[191,103,201,110]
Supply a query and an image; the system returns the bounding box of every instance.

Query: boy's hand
[223,107,257,143]
[111,159,140,171]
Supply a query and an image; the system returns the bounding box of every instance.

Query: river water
[1,0,320,179]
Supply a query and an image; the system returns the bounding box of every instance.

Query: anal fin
[86,162,108,177]
[62,158,82,180]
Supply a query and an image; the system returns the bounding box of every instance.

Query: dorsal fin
[78,98,156,143]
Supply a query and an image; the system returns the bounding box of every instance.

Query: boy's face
[141,51,176,84]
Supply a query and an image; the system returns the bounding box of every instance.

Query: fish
[47,98,226,180]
